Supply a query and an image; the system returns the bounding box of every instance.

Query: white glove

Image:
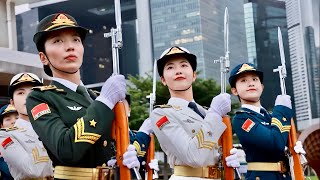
[138,118,153,135]
[96,75,127,109]
[148,159,159,171]
[275,95,292,109]
[225,148,240,168]
[123,145,140,169]
[294,141,306,154]
[208,93,231,116]
[107,158,117,167]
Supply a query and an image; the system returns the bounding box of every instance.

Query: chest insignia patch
[242,118,255,132]
[2,137,14,149]
[31,103,51,120]
[156,116,170,130]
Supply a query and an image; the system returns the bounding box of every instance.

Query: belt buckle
[207,166,221,179]
[279,161,287,173]
[97,166,114,180]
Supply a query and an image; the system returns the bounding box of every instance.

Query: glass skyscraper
[150,0,248,81]
[243,0,295,117]
[16,0,139,87]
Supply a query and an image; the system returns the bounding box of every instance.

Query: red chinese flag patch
[31,103,51,120]
[156,116,170,130]
[242,118,255,132]
[2,137,14,149]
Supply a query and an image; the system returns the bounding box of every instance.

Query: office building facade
[150,0,248,81]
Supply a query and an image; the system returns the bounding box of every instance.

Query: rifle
[214,7,239,180]
[273,27,307,180]
[146,60,158,180]
[105,0,140,179]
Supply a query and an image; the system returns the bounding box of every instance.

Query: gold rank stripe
[271,118,291,133]
[133,141,146,157]
[195,129,215,150]
[32,148,49,164]
[74,118,101,144]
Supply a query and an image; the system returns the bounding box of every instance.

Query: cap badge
[237,63,255,74]
[166,47,184,56]
[3,105,16,114]
[45,14,76,31]
[12,74,35,86]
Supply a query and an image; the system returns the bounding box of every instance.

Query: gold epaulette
[0,126,19,132]
[32,85,65,93]
[154,104,172,109]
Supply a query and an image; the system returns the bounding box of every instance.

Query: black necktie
[260,108,272,121]
[188,102,205,119]
[76,86,93,103]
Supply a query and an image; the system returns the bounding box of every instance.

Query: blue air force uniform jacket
[232,104,293,180]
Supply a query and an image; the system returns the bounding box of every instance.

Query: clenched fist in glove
[294,141,306,154]
[96,75,127,109]
[138,118,153,135]
[275,95,292,109]
[208,93,231,116]
[225,148,241,168]
[123,145,140,169]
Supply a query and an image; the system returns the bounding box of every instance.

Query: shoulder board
[32,85,65,93]
[236,110,252,114]
[154,104,172,109]
[91,90,100,96]
[202,106,209,110]
[0,126,19,132]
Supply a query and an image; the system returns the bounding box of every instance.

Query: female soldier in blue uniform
[229,63,305,180]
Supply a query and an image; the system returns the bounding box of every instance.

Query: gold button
[102,163,107,167]
[192,129,195,133]
[103,140,108,147]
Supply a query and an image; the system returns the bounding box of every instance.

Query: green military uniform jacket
[26,81,114,168]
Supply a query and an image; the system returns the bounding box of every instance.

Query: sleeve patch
[156,116,170,130]
[1,137,14,149]
[241,119,255,132]
[31,103,51,120]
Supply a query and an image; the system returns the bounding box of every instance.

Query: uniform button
[192,129,195,133]
[142,144,145,148]
[283,174,286,178]
[103,140,108,147]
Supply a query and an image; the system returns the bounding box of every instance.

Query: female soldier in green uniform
[26,13,139,179]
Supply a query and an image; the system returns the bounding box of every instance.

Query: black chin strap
[45,54,79,75]
[168,84,192,92]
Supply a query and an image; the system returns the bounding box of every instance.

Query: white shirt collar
[52,77,85,92]
[168,97,193,107]
[242,104,266,115]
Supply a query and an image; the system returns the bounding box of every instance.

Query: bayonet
[104,1,141,179]
[274,27,307,180]
[214,7,230,93]
[273,27,287,95]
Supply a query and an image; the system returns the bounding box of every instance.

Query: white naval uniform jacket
[151,97,226,170]
[0,119,53,180]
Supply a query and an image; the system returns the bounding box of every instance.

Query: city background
[0,0,319,178]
